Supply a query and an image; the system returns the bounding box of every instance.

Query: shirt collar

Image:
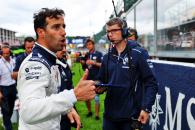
[1,57,10,63]
[35,42,57,58]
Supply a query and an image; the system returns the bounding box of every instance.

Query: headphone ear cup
[122,28,130,38]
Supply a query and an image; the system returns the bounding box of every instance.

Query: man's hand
[11,72,18,80]
[74,69,96,101]
[80,60,85,65]
[94,82,108,94]
[0,90,3,106]
[95,87,107,94]
[86,60,95,65]
[138,110,149,124]
[67,108,81,130]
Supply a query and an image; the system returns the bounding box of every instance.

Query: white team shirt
[17,44,77,130]
[0,57,16,86]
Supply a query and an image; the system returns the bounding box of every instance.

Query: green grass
[0,63,105,130]
[0,119,18,130]
[71,63,105,130]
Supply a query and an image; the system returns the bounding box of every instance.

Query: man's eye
[53,25,60,29]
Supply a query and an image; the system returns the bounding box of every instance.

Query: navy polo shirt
[84,50,103,80]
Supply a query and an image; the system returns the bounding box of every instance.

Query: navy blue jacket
[58,59,74,130]
[29,44,56,71]
[58,58,73,92]
[98,40,158,121]
[84,50,103,80]
[13,53,28,71]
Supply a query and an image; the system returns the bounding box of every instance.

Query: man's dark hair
[2,42,10,47]
[24,36,35,43]
[1,45,11,55]
[106,17,127,29]
[33,8,65,38]
[2,45,10,50]
[24,36,35,48]
[85,38,95,45]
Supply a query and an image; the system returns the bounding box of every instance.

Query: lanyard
[2,58,13,73]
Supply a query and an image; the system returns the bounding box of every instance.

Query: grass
[71,63,105,130]
[0,63,105,130]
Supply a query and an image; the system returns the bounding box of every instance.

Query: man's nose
[61,28,66,37]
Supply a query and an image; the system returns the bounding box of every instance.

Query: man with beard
[17,8,96,130]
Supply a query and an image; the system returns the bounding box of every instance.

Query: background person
[0,46,17,130]
[128,28,138,41]
[97,17,158,130]
[80,39,103,120]
[0,45,2,58]
[17,8,96,130]
[12,36,35,80]
[56,44,75,130]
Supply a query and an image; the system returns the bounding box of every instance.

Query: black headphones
[120,18,129,38]
[106,17,129,41]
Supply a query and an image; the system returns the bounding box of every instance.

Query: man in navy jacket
[12,36,35,80]
[97,17,158,130]
[56,44,74,130]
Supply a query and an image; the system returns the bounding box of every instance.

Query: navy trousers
[103,117,133,130]
[0,84,17,130]
[60,115,71,130]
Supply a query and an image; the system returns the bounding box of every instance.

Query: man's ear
[36,28,45,38]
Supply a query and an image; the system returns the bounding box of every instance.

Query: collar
[35,42,57,58]
[24,52,28,57]
[89,49,95,54]
[56,59,67,68]
[33,43,57,64]
[2,57,10,63]
[111,44,129,56]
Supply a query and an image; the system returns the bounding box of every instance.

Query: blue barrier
[144,60,195,130]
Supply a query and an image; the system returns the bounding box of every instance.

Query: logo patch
[149,94,164,130]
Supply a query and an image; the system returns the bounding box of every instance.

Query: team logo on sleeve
[25,66,42,80]
[25,68,29,73]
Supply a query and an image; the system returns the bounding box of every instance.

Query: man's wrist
[143,108,150,113]
[64,89,77,103]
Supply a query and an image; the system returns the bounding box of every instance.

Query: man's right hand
[74,69,96,101]
[0,90,3,106]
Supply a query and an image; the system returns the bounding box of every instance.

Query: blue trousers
[0,84,17,130]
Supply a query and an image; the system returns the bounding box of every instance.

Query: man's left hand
[67,108,81,130]
[138,110,149,124]
[86,60,95,65]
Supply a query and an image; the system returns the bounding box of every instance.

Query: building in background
[123,0,195,62]
[96,0,195,62]
[0,27,21,47]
